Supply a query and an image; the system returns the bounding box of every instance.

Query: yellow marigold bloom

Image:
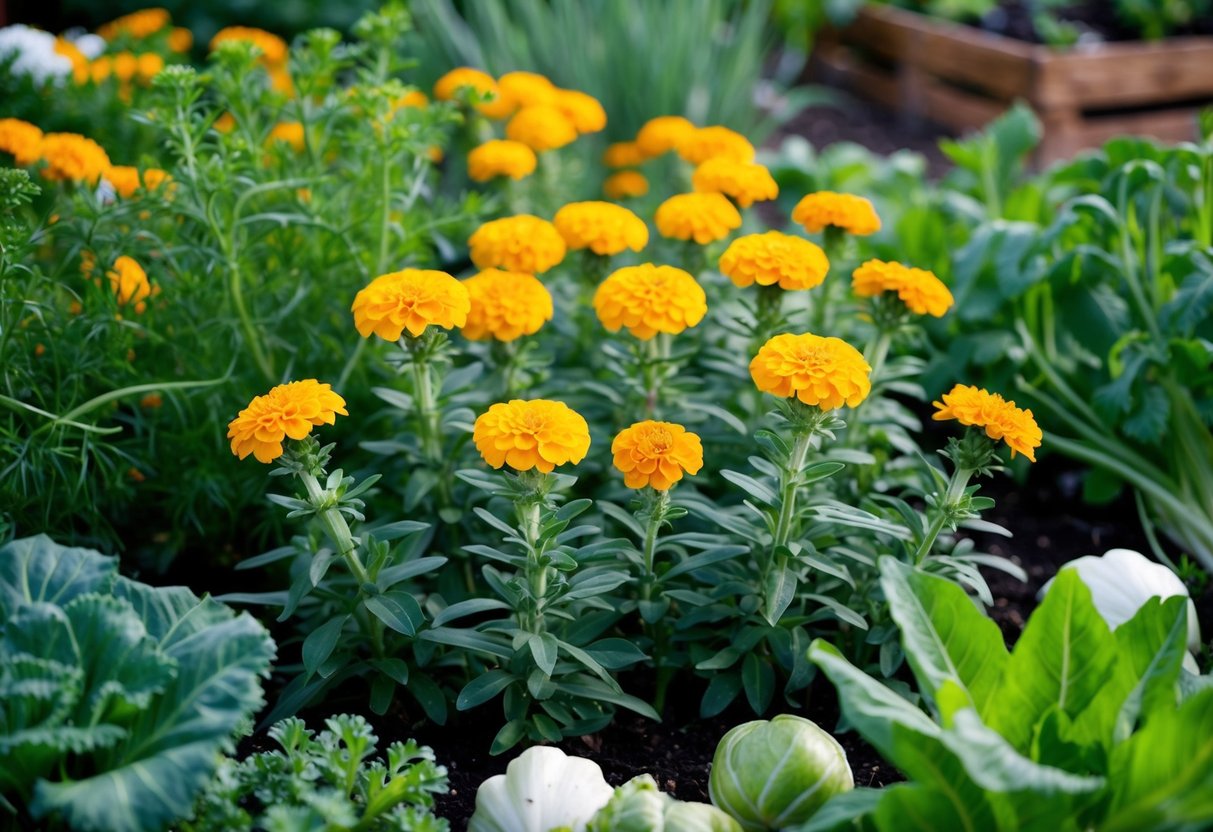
[692,157,778,208]
[54,38,89,84]
[107,255,152,313]
[395,89,429,109]
[168,27,193,52]
[498,71,557,107]
[473,399,591,473]
[655,192,741,245]
[933,384,1042,462]
[268,67,294,95]
[214,112,236,133]
[554,89,606,134]
[467,139,537,182]
[612,420,704,491]
[852,259,954,317]
[719,231,828,292]
[140,393,163,409]
[105,165,141,198]
[98,8,170,40]
[0,118,43,166]
[792,191,881,236]
[677,126,755,165]
[39,133,111,184]
[80,250,96,277]
[594,264,707,339]
[210,26,288,66]
[554,201,648,256]
[266,122,305,153]
[142,168,172,193]
[462,269,554,341]
[599,143,637,170]
[635,115,696,158]
[433,67,510,118]
[227,380,348,464]
[113,52,139,83]
[604,170,649,200]
[137,52,164,82]
[351,269,470,341]
[89,56,113,84]
[469,215,567,274]
[505,105,577,152]
[750,332,872,410]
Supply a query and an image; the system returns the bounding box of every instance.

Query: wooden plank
[1036,40,1213,109]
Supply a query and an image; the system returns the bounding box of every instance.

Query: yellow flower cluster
[635,116,696,158]
[85,51,164,86]
[655,192,741,244]
[506,105,578,152]
[612,420,704,490]
[228,380,348,463]
[851,259,954,317]
[107,256,152,313]
[105,165,172,198]
[603,141,645,168]
[603,171,649,200]
[98,7,170,40]
[553,201,648,256]
[792,192,881,236]
[168,27,193,52]
[692,158,778,208]
[554,89,606,134]
[933,384,1042,462]
[473,399,591,473]
[499,71,557,107]
[462,270,554,341]
[469,215,567,274]
[266,122,305,153]
[38,133,111,184]
[719,231,829,292]
[210,25,288,66]
[750,333,872,410]
[594,264,707,339]
[468,140,537,182]
[433,67,512,118]
[351,269,470,341]
[0,118,43,166]
[677,126,755,165]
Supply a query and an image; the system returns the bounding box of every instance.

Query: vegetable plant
[589,775,742,832]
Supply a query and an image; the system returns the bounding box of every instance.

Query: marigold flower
[140,393,163,409]
[89,57,112,84]
[677,126,754,165]
[603,141,644,168]
[433,67,510,118]
[98,8,170,40]
[554,201,648,256]
[53,38,89,83]
[594,264,707,339]
[692,157,777,208]
[213,112,236,133]
[505,105,578,152]
[792,191,881,236]
[113,51,139,83]
[352,269,470,341]
[168,27,193,52]
[852,259,954,317]
[266,122,305,153]
[462,269,554,341]
[39,133,111,184]
[604,170,649,200]
[612,420,703,490]
[719,231,828,292]
[395,89,429,110]
[468,139,537,182]
[554,89,606,134]
[655,192,741,245]
[227,379,348,463]
[932,384,1042,462]
[750,332,872,410]
[137,52,164,81]
[141,168,172,193]
[107,255,152,313]
[635,115,695,158]
[210,26,287,66]
[473,399,591,473]
[498,70,557,107]
[105,165,141,198]
[0,118,43,166]
[469,215,567,274]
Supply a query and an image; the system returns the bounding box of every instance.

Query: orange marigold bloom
[677,126,754,165]
[0,118,43,166]
[612,420,704,491]
[168,27,193,52]
[113,52,139,83]
[461,269,554,341]
[554,201,648,256]
[852,259,954,317]
[792,191,881,236]
[594,264,707,339]
[351,269,470,341]
[54,39,89,84]
[89,56,113,84]
[395,89,429,110]
[655,192,741,245]
[932,384,1042,462]
[107,255,152,313]
[210,26,288,66]
[39,133,111,184]
[137,52,164,82]
[604,170,649,200]
[469,215,567,274]
[505,105,578,152]
[266,122,305,153]
[692,157,778,208]
[498,70,557,108]
[467,139,537,182]
[750,332,872,410]
[213,112,236,133]
[719,231,828,292]
[140,393,163,409]
[142,168,172,193]
[473,399,591,473]
[635,115,696,158]
[98,7,170,40]
[433,67,510,118]
[105,165,142,198]
[554,89,606,134]
[603,141,644,168]
[227,379,348,463]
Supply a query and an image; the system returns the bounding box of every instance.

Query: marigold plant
[106,255,152,312]
[505,105,578,152]
[553,201,648,256]
[0,118,43,166]
[351,269,471,341]
[611,420,704,490]
[498,70,558,107]
[38,133,111,184]
[227,380,348,463]
[554,89,606,134]
[635,115,696,158]
[719,231,829,291]
[433,66,510,118]
[469,215,567,274]
[473,399,591,473]
[851,259,954,317]
[791,191,881,236]
[750,332,872,410]
[692,157,778,208]
[654,192,741,244]
[467,139,537,182]
[933,384,1042,461]
[604,171,649,199]
[461,269,554,341]
[98,7,170,40]
[593,264,707,339]
[603,141,644,168]
[677,125,755,165]
[209,25,288,67]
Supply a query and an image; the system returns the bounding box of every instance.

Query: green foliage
[590,775,742,832]
[0,534,275,832]
[1115,0,1212,40]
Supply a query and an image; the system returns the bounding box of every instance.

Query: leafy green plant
[0,534,275,832]
[1116,0,1212,40]
[801,556,1213,831]
[590,775,742,832]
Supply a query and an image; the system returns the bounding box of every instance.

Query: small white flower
[469,746,614,832]
[0,24,72,84]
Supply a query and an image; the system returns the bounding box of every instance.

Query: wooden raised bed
[813,5,1213,164]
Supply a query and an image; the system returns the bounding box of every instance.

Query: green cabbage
[588,775,741,832]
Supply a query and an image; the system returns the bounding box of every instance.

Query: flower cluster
[0,118,43,166]
[655,192,741,244]
[98,8,170,40]
[352,269,471,341]
[933,384,1042,461]
[611,420,704,490]
[851,259,954,317]
[38,132,111,184]
[635,115,696,158]
[469,215,567,274]
[692,157,778,208]
[750,333,872,410]
[209,25,290,92]
[105,165,171,198]
[603,141,645,168]
[603,171,648,200]
[506,105,578,152]
[434,67,511,117]
[792,192,881,236]
[462,270,554,341]
[468,140,537,182]
[594,264,707,339]
[553,201,649,256]
[473,399,591,473]
[719,231,829,292]
[228,380,348,463]
[676,125,755,165]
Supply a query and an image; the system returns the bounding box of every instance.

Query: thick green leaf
[302,615,349,675]
[457,670,515,710]
[1112,596,1188,737]
[764,564,797,626]
[363,591,424,636]
[0,534,115,617]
